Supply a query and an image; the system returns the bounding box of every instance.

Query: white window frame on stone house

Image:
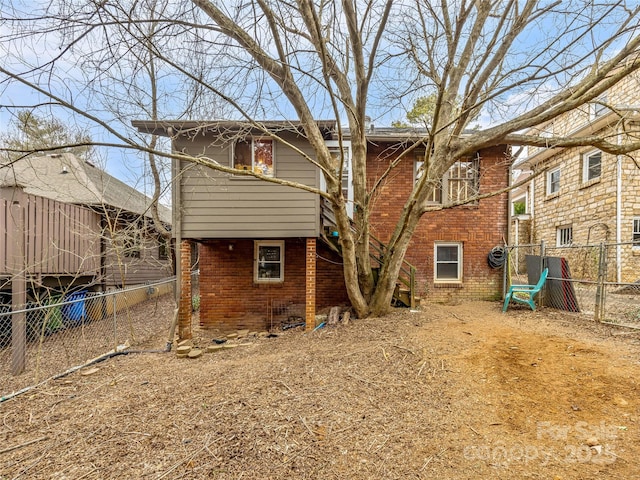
[589,94,608,120]
[556,226,573,247]
[512,192,528,216]
[546,167,561,196]
[633,217,640,250]
[582,150,602,184]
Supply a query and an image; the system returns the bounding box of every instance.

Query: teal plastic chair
[502,268,548,312]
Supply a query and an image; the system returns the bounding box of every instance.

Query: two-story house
[133,120,510,336]
[518,71,640,283]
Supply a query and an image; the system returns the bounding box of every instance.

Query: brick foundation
[199,238,348,332]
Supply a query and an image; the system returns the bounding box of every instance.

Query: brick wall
[199,238,349,332]
[178,240,192,339]
[366,144,510,302]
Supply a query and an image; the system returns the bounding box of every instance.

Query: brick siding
[366,144,510,302]
[199,238,348,332]
[178,240,192,339]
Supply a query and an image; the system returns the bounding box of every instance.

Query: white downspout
[529,174,534,222]
[616,127,622,282]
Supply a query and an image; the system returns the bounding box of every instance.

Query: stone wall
[529,120,640,283]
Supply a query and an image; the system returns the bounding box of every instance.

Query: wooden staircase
[320,198,419,309]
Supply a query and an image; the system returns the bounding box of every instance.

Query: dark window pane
[258,263,281,279]
[437,246,458,262]
[259,246,281,261]
[437,263,458,279]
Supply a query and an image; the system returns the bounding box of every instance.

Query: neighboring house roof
[519,109,640,169]
[0,153,171,224]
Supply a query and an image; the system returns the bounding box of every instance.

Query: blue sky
[1,0,637,197]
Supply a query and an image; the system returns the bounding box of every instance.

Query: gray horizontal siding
[103,235,173,287]
[175,133,320,239]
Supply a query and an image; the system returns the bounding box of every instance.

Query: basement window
[255,240,284,283]
[434,243,462,282]
[233,138,275,177]
[556,226,573,247]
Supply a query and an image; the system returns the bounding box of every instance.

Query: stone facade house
[518,71,640,283]
[133,120,510,336]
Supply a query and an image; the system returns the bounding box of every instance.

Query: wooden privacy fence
[0,188,101,276]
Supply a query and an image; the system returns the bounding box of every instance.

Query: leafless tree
[1,0,640,318]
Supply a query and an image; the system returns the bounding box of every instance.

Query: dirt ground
[1,301,639,479]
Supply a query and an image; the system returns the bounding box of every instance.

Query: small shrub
[192,294,200,312]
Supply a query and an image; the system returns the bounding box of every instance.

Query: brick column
[305,238,316,331]
[178,240,192,340]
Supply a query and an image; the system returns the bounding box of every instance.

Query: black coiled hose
[488,246,506,269]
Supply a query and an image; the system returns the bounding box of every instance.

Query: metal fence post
[113,293,117,349]
[594,243,606,322]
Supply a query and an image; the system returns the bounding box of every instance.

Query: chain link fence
[1,278,176,399]
[505,242,640,326]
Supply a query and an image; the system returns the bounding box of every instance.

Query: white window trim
[254,240,285,283]
[582,150,602,183]
[589,96,608,120]
[434,242,463,283]
[511,193,528,216]
[546,167,560,196]
[556,226,573,247]
[414,156,478,205]
[633,217,640,249]
[232,137,276,177]
[322,140,353,217]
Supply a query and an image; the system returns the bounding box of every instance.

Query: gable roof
[0,153,171,224]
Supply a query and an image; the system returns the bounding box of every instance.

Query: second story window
[414,151,442,203]
[582,151,602,183]
[447,160,478,203]
[546,168,560,196]
[233,138,274,177]
[589,95,608,120]
[325,141,353,217]
[414,154,477,205]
